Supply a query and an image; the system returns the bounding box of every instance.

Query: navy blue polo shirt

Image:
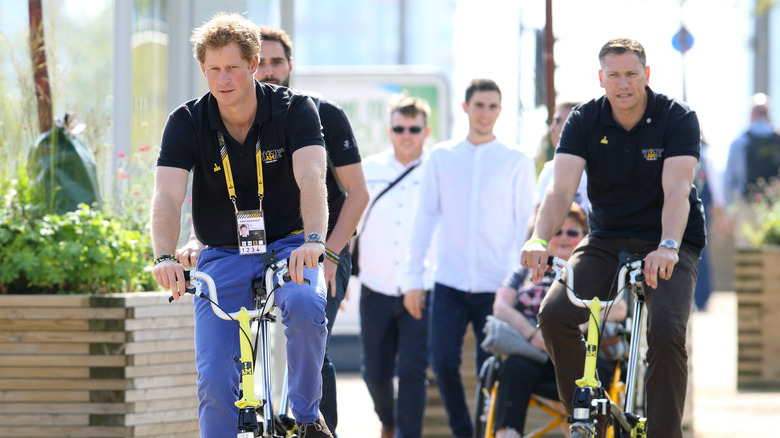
[157,81,325,246]
[557,87,706,251]
[312,95,361,235]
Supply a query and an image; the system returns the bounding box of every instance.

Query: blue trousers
[320,244,351,435]
[429,283,495,438]
[360,286,430,438]
[194,234,328,438]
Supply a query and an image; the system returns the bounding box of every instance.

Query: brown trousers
[538,236,699,438]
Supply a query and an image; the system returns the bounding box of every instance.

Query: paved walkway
[334,291,780,437]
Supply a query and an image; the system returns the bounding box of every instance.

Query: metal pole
[753,1,770,94]
[28,0,52,133]
[399,0,407,65]
[544,0,556,125]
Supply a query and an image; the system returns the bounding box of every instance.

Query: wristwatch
[304,233,326,246]
[658,239,679,252]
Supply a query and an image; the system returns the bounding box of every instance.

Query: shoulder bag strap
[358,163,419,235]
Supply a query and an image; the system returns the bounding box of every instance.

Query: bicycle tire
[570,431,589,438]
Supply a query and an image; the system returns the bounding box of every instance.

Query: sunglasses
[391,126,424,134]
[555,228,582,238]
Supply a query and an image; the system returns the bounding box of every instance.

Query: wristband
[527,326,540,342]
[524,238,549,248]
[153,254,179,266]
[324,248,340,265]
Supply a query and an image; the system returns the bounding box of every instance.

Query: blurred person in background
[358,96,434,438]
[403,78,536,438]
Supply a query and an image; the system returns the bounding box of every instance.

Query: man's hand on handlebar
[153,260,189,301]
[176,237,205,268]
[288,242,325,284]
[521,241,554,283]
[643,246,679,289]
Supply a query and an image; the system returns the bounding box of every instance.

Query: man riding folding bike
[521,37,705,437]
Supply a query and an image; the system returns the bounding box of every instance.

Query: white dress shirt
[358,149,435,296]
[403,137,536,293]
[534,159,590,214]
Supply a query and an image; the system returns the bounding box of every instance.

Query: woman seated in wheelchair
[490,203,627,438]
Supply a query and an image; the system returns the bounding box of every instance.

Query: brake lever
[168,270,195,303]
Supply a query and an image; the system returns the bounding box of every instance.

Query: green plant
[741,179,780,247]
[0,174,155,294]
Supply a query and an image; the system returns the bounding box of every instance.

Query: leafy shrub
[741,179,780,247]
[0,175,155,294]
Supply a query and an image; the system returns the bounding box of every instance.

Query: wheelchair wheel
[474,355,500,438]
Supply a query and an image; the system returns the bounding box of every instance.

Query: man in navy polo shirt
[150,12,333,438]
[522,38,704,437]
[255,26,369,436]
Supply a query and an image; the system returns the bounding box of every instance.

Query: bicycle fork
[620,285,647,438]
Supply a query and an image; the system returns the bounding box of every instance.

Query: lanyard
[217,131,264,213]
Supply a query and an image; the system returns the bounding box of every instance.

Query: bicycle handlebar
[548,256,644,309]
[170,261,287,320]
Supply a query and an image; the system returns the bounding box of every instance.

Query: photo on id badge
[236,210,267,254]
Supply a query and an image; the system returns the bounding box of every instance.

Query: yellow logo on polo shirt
[600,136,608,145]
[262,148,285,164]
[642,148,663,161]
[213,163,221,172]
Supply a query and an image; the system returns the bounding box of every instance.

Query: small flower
[117,152,126,158]
[132,190,141,196]
[186,197,193,203]
[116,172,130,179]
[139,145,150,152]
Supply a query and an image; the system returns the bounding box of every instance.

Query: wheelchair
[474,343,638,438]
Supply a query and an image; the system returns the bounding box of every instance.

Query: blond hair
[191,12,261,65]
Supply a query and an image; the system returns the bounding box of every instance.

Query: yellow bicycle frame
[573,295,646,438]
[235,307,260,409]
[576,298,603,390]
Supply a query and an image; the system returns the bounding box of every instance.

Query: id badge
[236,209,267,255]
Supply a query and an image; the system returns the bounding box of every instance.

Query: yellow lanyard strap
[217,131,264,213]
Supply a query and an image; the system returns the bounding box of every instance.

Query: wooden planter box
[735,247,780,389]
[0,292,198,437]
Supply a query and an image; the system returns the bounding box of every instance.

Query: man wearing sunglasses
[358,96,434,438]
[403,79,536,438]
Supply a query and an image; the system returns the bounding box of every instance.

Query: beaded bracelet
[324,248,340,265]
[153,254,179,266]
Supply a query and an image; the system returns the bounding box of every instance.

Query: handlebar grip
[546,256,555,267]
[168,270,194,303]
[280,254,325,284]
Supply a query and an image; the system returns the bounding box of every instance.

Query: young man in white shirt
[403,79,536,438]
[358,96,433,438]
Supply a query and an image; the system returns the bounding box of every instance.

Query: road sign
[673,26,695,53]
